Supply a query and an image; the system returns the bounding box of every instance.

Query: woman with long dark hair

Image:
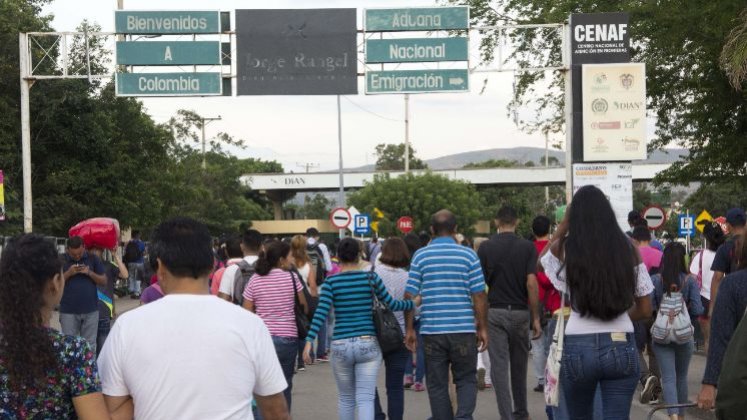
[401,233,427,392]
[689,221,726,353]
[650,242,703,420]
[243,240,307,414]
[0,234,132,419]
[303,237,414,420]
[539,185,654,418]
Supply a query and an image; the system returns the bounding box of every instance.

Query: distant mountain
[351,147,688,171]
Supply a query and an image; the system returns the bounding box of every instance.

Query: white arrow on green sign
[115,72,222,96]
[366,38,468,63]
[365,7,469,32]
[366,69,469,94]
[116,41,221,66]
[115,10,221,34]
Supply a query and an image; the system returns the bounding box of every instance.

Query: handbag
[545,286,567,407]
[367,272,405,355]
[290,270,310,340]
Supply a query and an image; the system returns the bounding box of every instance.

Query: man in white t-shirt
[98,218,289,420]
[218,229,262,303]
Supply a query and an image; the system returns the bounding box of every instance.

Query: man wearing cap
[709,208,746,313]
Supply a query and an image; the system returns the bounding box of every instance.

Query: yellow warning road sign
[695,210,713,233]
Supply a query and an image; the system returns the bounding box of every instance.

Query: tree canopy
[454,0,747,185]
[348,173,483,236]
[374,143,428,171]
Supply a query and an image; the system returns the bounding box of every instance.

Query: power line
[342,96,403,122]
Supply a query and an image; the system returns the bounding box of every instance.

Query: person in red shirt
[531,216,559,396]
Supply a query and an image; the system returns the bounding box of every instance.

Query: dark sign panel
[570,12,632,163]
[236,9,358,95]
[570,12,630,64]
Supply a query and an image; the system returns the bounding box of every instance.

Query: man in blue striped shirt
[405,209,488,420]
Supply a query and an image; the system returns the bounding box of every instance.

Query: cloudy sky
[43,0,576,172]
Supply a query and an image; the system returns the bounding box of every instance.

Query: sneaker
[412,382,425,392]
[297,367,306,372]
[404,374,414,389]
[316,356,330,363]
[533,383,544,393]
[477,368,486,391]
[640,376,659,404]
[485,383,493,389]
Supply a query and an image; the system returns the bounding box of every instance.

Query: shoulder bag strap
[289,270,301,305]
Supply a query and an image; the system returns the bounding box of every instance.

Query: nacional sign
[572,163,633,232]
[115,10,221,34]
[116,41,221,66]
[582,63,647,161]
[365,38,468,63]
[235,9,358,95]
[366,69,469,94]
[365,7,469,32]
[115,72,222,96]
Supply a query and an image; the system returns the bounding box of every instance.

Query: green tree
[685,183,747,218]
[296,194,332,220]
[721,7,747,89]
[374,143,428,171]
[348,173,483,236]
[463,159,518,169]
[456,0,747,184]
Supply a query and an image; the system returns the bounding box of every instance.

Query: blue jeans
[561,332,639,420]
[374,347,409,420]
[255,336,297,420]
[331,336,382,420]
[652,341,694,416]
[405,320,426,383]
[317,318,329,358]
[96,317,111,358]
[423,333,478,420]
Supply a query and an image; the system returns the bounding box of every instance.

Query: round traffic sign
[329,207,351,229]
[397,216,414,234]
[642,206,667,230]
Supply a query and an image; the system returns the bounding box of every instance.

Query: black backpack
[306,242,327,285]
[232,260,256,306]
[123,241,142,264]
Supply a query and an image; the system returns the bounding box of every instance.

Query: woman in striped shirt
[243,240,308,414]
[303,238,414,420]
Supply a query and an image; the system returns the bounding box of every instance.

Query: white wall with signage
[582,63,647,161]
[572,163,633,232]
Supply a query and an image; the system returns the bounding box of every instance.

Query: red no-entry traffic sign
[329,207,351,229]
[397,216,414,234]
[642,205,666,230]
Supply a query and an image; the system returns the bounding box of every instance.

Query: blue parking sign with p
[678,215,695,237]
[354,214,371,235]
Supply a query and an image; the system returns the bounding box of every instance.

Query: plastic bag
[69,218,121,250]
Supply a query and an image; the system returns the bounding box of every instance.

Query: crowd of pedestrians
[1,188,747,419]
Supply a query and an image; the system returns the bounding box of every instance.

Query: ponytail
[254,240,291,276]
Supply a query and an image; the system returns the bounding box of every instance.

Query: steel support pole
[201,122,206,170]
[562,22,574,203]
[404,94,410,173]
[19,33,33,233]
[337,95,345,239]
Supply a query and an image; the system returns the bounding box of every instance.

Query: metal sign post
[19,34,32,232]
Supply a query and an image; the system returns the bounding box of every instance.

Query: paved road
[54,296,717,420]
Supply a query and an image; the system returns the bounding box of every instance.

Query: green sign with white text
[366,69,469,94]
[366,38,468,63]
[115,10,221,34]
[116,41,220,66]
[116,72,222,96]
[365,7,469,32]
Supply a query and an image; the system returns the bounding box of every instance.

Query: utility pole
[404,94,410,173]
[199,115,222,169]
[296,162,320,173]
[545,130,550,205]
[337,95,345,239]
